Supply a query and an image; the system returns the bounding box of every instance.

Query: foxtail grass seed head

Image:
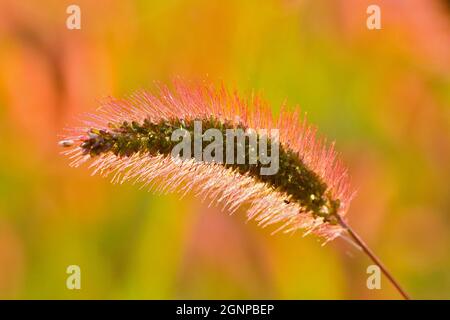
[59,80,355,243]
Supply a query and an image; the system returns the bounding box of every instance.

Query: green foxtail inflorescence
[59,80,415,300]
[60,80,355,242]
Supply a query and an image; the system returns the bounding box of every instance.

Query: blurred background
[0,0,449,299]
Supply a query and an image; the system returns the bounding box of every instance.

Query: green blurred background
[0,0,449,299]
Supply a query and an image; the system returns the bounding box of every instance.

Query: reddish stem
[336,215,411,300]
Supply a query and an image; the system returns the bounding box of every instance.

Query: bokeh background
[0,0,449,299]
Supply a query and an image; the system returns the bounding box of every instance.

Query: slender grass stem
[336,215,411,300]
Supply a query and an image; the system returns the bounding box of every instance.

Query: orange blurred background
[0,0,449,299]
